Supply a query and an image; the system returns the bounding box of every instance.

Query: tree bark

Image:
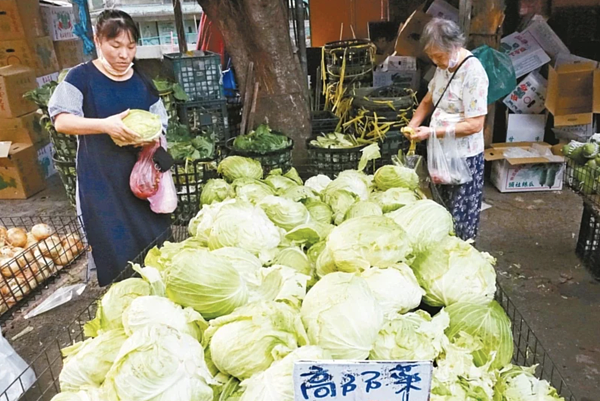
[196,0,311,165]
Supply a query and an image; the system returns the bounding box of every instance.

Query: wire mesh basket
[164,51,224,101]
[224,137,294,175]
[306,139,367,179]
[0,216,87,327]
[324,39,376,80]
[177,99,230,143]
[171,158,220,223]
[564,159,600,205]
[575,200,600,281]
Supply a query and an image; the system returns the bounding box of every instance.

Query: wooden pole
[173,0,188,53]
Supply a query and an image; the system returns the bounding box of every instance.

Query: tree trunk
[196,0,311,165]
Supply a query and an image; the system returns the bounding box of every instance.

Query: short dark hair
[96,9,140,44]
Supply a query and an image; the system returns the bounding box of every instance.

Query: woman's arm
[407,92,434,129]
[409,115,485,141]
[54,110,141,144]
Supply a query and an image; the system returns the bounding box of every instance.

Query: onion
[53,250,75,266]
[31,224,53,241]
[39,235,64,259]
[0,246,15,258]
[7,227,27,248]
[61,234,85,254]
[26,232,38,248]
[0,226,7,240]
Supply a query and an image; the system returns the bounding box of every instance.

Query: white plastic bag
[427,127,473,185]
[0,328,35,401]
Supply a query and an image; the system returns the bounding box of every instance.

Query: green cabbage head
[200,179,234,205]
[259,196,310,231]
[114,109,161,146]
[373,164,419,191]
[493,364,565,401]
[218,156,263,182]
[344,201,383,220]
[370,187,418,213]
[211,247,263,286]
[305,200,333,224]
[304,175,332,194]
[231,178,275,204]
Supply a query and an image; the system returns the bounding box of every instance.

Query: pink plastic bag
[130,142,160,199]
[148,136,178,214]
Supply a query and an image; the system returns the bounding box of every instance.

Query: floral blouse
[428,53,489,158]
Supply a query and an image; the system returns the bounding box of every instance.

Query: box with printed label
[552,121,597,142]
[503,71,547,114]
[0,142,45,199]
[506,114,546,143]
[485,142,564,193]
[0,112,47,145]
[426,0,459,23]
[35,139,56,179]
[0,65,37,119]
[373,56,420,90]
[36,71,59,88]
[40,1,76,42]
[546,63,600,135]
[395,9,432,61]
[523,16,569,60]
[53,39,84,70]
[500,31,551,78]
[0,36,60,76]
[0,0,45,41]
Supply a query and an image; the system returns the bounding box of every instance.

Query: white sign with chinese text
[293,360,433,401]
[500,32,551,78]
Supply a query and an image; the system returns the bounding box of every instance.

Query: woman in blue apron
[48,9,171,286]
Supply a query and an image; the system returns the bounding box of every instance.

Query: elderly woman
[407,18,489,241]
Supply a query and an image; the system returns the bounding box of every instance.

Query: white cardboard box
[36,141,57,179]
[36,72,59,88]
[500,32,551,78]
[373,56,420,90]
[523,16,569,60]
[503,71,547,114]
[485,142,564,193]
[506,114,546,142]
[426,0,459,23]
[552,123,596,142]
[40,1,76,41]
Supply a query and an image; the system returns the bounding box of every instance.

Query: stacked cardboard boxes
[40,0,84,70]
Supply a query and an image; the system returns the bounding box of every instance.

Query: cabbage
[113,109,161,146]
[188,199,236,244]
[344,201,383,220]
[59,329,128,392]
[370,310,449,361]
[211,247,262,286]
[248,265,310,307]
[445,301,513,370]
[285,222,332,247]
[144,237,206,271]
[283,167,303,185]
[264,175,299,195]
[205,301,308,380]
[432,332,497,401]
[323,170,371,201]
[324,216,412,273]
[272,247,313,277]
[218,156,263,182]
[387,199,454,254]
[301,272,383,359]
[207,201,281,255]
[165,249,248,319]
[122,296,207,340]
[305,200,333,224]
[324,189,358,225]
[360,264,424,317]
[239,346,330,401]
[373,164,419,191]
[494,365,565,401]
[259,196,310,231]
[105,325,214,401]
[83,278,151,337]
[370,187,418,213]
[282,186,320,203]
[411,236,496,306]
[231,178,275,204]
[304,175,331,194]
[50,388,113,401]
[200,179,234,205]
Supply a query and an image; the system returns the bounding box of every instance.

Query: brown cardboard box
[0,142,45,199]
[0,36,60,76]
[53,39,84,70]
[0,112,47,145]
[40,1,77,42]
[0,0,45,41]
[395,9,432,61]
[546,63,600,129]
[0,65,37,119]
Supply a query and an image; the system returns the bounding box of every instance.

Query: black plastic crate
[311,110,340,135]
[377,131,411,167]
[52,157,76,208]
[164,51,223,101]
[171,158,220,222]
[306,139,367,179]
[0,216,87,327]
[159,89,178,122]
[224,138,294,175]
[177,99,230,143]
[575,201,600,280]
[226,96,242,138]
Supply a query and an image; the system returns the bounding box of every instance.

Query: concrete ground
[1,176,599,401]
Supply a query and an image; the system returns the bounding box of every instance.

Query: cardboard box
[555,53,599,69]
[0,142,45,199]
[0,65,37,119]
[552,122,596,142]
[503,71,548,114]
[506,114,546,142]
[485,142,564,193]
[523,16,569,60]
[0,0,45,41]
[395,10,432,61]
[36,71,59,88]
[373,56,420,90]
[40,1,76,42]
[426,0,459,23]
[546,63,600,133]
[500,32,551,78]
[53,39,83,70]
[35,140,56,179]
[0,112,47,145]
[0,36,60,76]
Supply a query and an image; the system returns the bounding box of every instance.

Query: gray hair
[420,18,466,53]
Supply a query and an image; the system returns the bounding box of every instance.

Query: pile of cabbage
[50,156,565,401]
